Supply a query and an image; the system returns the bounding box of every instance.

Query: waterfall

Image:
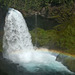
[3,8,33,54]
[2,8,73,74]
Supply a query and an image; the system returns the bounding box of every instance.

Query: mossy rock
[56,54,75,73]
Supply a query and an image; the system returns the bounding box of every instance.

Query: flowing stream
[2,8,74,75]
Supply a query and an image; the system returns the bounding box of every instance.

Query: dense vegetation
[0,0,75,54]
[0,0,74,15]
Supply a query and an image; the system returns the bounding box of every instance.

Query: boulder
[56,54,75,73]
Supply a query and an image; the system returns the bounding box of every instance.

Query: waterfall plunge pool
[0,50,74,75]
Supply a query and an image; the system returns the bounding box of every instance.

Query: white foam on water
[3,8,73,74]
[3,8,33,53]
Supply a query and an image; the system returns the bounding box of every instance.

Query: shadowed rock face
[56,54,75,73]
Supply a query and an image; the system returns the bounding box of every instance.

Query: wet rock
[56,54,75,73]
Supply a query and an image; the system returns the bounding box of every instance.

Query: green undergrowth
[30,27,75,55]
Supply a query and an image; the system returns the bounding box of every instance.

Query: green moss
[30,24,75,54]
[30,28,56,47]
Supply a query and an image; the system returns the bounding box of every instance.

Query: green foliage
[52,4,75,50]
[0,0,74,12]
[30,28,57,47]
[30,3,75,50]
[50,0,74,5]
[0,0,75,53]
[30,28,49,46]
[30,22,75,50]
[56,24,75,50]
[24,0,42,11]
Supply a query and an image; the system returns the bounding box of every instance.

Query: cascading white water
[3,8,74,74]
[3,8,33,53]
